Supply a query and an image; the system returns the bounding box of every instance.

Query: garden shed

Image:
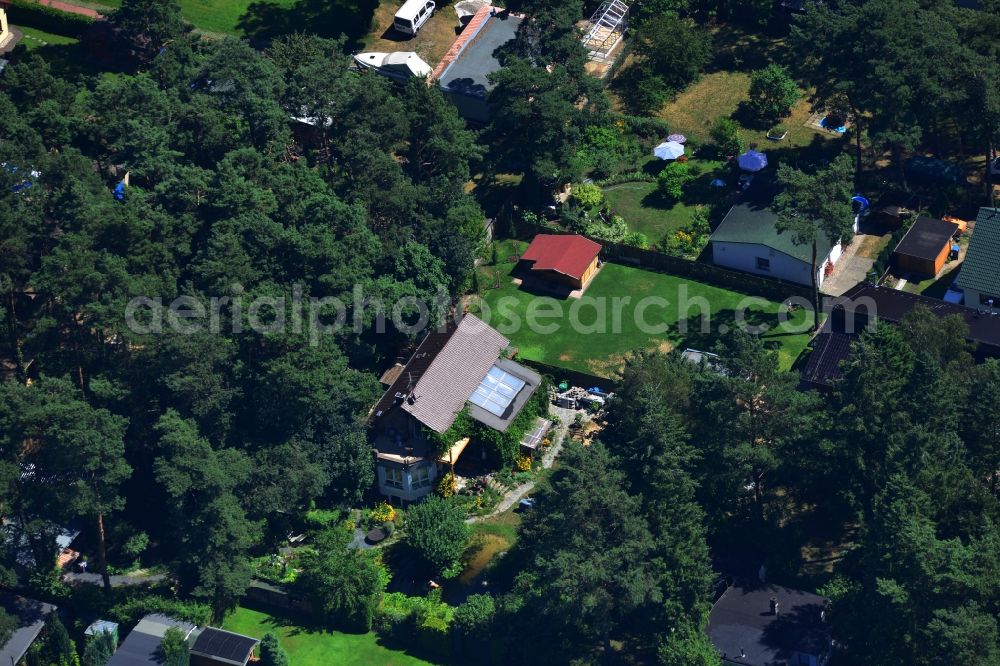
[520,234,602,290]
[892,216,958,278]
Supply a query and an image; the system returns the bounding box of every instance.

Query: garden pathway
[466,404,581,523]
[31,0,102,19]
[63,570,168,587]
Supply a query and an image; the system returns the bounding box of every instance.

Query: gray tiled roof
[402,314,508,433]
[956,207,1000,297]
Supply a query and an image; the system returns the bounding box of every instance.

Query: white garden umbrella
[738,150,769,172]
[654,141,685,160]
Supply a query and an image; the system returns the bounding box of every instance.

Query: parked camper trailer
[394,0,436,35]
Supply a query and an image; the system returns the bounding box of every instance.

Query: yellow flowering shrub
[371,501,396,524]
[436,471,457,497]
[516,455,532,472]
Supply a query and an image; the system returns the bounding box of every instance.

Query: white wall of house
[377,460,438,503]
[712,241,838,287]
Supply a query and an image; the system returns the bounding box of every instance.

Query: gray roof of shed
[108,614,196,666]
[0,595,57,666]
[402,314,508,433]
[893,216,957,261]
[438,12,521,100]
[956,207,1000,297]
[708,583,830,665]
[710,178,835,264]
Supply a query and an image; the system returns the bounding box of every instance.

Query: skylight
[469,365,526,417]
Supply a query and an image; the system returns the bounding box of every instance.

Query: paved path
[31,0,102,19]
[63,571,168,587]
[467,404,580,523]
[821,233,878,297]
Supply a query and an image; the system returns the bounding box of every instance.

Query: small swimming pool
[820,115,846,133]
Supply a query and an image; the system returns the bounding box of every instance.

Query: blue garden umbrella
[738,150,768,172]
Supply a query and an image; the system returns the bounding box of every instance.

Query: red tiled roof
[521,234,602,280]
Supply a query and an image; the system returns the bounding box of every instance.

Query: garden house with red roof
[520,234,602,290]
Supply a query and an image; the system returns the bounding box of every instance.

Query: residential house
[800,283,1000,388]
[892,216,958,278]
[370,314,540,503]
[108,614,259,666]
[957,207,1000,311]
[0,594,57,666]
[430,6,521,123]
[710,177,856,288]
[708,583,831,666]
[519,234,602,292]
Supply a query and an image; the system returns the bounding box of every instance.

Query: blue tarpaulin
[113,181,126,201]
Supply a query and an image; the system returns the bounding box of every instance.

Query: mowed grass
[657,71,831,150]
[602,158,727,244]
[17,26,80,49]
[86,0,299,35]
[476,257,814,377]
[223,606,438,666]
[603,182,704,244]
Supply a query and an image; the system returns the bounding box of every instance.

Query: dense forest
[1,0,999,664]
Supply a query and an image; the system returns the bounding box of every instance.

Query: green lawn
[223,606,438,666]
[602,158,726,244]
[475,257,813,377]
[17,26,80,49]
[86,0,300,35]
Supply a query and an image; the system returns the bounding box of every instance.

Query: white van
[394,0,435,36]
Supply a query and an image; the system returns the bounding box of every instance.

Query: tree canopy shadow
[239,0,379,49]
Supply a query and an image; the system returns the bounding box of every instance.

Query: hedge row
[375,592,454,657]
[8,0,97,38]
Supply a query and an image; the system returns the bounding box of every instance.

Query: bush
[303,508,343,529]
[371,501,396,524]
[709,117,746,157]
[657,161,693,200]
[160,626,189,666]
[576,124,643,180]
[585,214,628,243]
[661,206,711,258]
[259,633,290,666]
[453,594,496,636]
[295,531,387,632]
[406,496,470,577]
[108,596,212,628]
[436,470,457,498]
[376,592,454,657]
[748,64,800,121]
[8,0,94,37]
[622,231,650,249]
[571,183,605,210]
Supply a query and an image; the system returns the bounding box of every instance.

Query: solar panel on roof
[469,365,526,417]
[191,628,258,664]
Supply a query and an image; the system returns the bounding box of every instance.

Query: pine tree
[259,633,289,666]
